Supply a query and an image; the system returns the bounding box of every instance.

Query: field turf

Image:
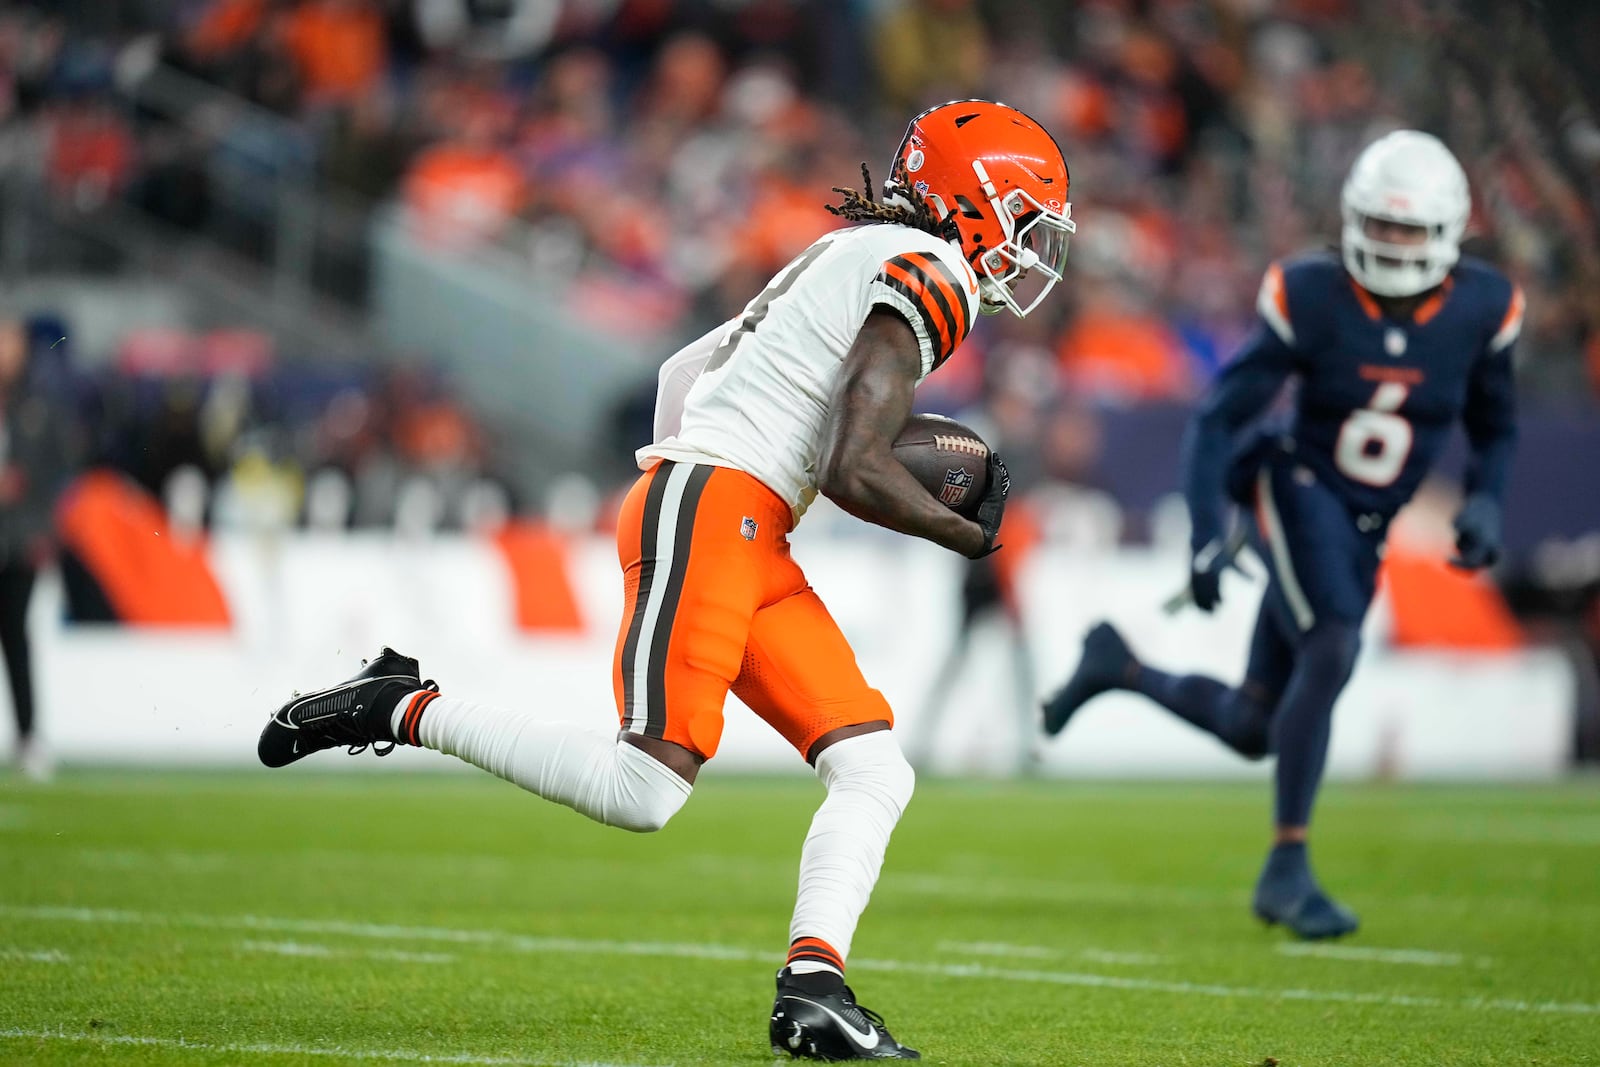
[2,770,1597,1066]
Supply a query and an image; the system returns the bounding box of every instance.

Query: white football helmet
[1340,130,1470,297]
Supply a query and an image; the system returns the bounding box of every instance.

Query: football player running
[258,101,1075,1059]
[1041,131,1519,940]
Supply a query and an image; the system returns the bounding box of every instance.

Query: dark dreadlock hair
[826,163,959,242]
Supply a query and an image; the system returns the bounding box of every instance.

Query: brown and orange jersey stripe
[874,251,974,370]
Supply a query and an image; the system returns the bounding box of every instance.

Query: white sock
[787,731,915,971]
[408,696,692,833]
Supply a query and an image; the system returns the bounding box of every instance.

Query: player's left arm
[1452,286,1523,570]
[818,309,996,559]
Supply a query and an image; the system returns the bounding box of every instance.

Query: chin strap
[975,277,1009,315]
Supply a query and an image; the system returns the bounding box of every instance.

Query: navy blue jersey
[1184,251,1521,550]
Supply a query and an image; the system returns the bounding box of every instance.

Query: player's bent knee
[1233,721,1272,761]
[815,730,916,820]
[605,794,683,833]
[1302,621,1362,687]
[604,741,694,833]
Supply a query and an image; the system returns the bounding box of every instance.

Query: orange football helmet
[885,99,1075,317]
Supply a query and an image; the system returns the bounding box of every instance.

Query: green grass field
[2,770,1597,1066]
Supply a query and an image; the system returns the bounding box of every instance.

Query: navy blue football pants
[1136,455,1380,827]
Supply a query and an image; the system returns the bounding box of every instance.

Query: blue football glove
[967,452,1011,559]
[1187,532,1252,613]
[1450,493,1502,571]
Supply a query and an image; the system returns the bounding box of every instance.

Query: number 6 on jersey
[1335,381,1412,487]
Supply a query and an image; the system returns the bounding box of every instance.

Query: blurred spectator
[278,0,388,107]
[17,0,1597,417]
[1031,398,1123,549]
[45,96,135,207]
[319,88,414,200]
[0,317,79,781]
[401,99,524,247]
[8,0,1600,566]
[873,0,989,115]
[183,0,269,64]
[413,0,560,60]
[1055,277,1193,403]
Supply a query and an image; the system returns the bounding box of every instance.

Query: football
[891,413,991,520]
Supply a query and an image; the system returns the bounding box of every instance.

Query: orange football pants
[612,461,893,761]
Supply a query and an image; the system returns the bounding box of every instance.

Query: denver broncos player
[256,100,1075,1059]
[1041,131,1519,940]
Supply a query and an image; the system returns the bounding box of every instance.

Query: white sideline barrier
[7,526,1574,779]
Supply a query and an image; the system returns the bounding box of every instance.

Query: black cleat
[1252,846,1360,940]
[1254,888,1360,940]
[1041,621,1136,737]
[769,968,919,1061]
[257,648,433,768]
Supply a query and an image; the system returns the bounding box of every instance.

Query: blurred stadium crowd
[3,0,1599,537]
[2,0,1599,765]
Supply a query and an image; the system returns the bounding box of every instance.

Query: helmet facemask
[1341,207,1462,297]
[973,180,1075,318]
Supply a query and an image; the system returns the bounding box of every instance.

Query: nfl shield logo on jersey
[740,516,758,541]
[939,467,974,508]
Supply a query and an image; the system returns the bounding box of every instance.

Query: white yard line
[898,871,1600,922]
[1404,825,1600,847]
[3,905,765,961]
[856,957,1594,1017]
[5,904,1594,1017]
[890,872,1231,906]
[75,848,233,873]
[1077,948,1171,967]
[1276,943,1490,968]
[0,947,68,963]
[240,939,457,965]
[0,1029,662,1067]
[72,847,526,878]
[939,940,1060,960]
[938,941,1170,966]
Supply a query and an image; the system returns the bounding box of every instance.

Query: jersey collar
[1348,275,1454,325]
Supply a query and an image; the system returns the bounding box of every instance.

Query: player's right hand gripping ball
[970,452,1010,559]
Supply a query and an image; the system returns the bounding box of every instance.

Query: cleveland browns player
[258,100,1075,1060]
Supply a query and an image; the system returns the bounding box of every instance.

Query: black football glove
[1188,535,1245,613]
[967,451,1010,559]
[1450,493,1502,571]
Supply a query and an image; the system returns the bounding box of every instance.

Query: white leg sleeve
[788,731,916,965]
[413,697,692,833]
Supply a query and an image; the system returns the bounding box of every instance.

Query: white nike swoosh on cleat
[783,996,880,1051]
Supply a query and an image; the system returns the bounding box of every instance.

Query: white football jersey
[638,223,982,519]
